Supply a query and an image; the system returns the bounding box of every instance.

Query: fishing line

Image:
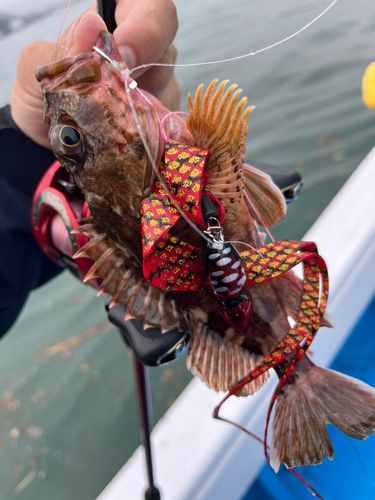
[57,3,337,497]
[74,0,337,244]
[122,0,339,243]
[159,111,190,142]
[215,412,324,500]
[54,0,73,62]
[127,0,338,77]
[223,240,264,257]
[91,48,214,243]
[122,73,214,244]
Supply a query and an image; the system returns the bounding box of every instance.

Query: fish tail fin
[270,358,375,472]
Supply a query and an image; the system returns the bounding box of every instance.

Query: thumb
[62,10,107,58]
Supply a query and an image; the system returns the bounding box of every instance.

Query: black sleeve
[0,105,62,337]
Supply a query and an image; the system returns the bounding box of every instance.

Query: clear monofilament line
[93,0,339,245]
[213,413,324,500]
[159,111,190,142]
[54,0,73,62]
[127,0,338,77]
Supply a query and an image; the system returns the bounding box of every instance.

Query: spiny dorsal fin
[72,219,187,333]
[186,80,254,214]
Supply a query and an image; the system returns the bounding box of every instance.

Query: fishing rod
[97,0,116,34]
[97,3,164,500]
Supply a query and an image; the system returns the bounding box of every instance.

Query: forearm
[0,105,62,337]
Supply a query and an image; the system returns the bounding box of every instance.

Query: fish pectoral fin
[186,320,269,396]
[270,358,375,472]
[243,162,286,228]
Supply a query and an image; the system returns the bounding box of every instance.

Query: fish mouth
[35,31,122,86]
[35,31,127,126]
[35,51,100,86]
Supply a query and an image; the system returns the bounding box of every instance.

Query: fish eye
[50,122,86,166]
[59,126,81,147]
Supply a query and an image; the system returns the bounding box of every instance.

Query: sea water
[0,1,374,498]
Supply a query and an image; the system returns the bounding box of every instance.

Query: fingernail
[118,46,137,70]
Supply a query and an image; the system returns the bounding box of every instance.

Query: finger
[10,11,105,148]
[136,44,177,96]
[113,0,178,72]
[63,10,106,58]
[55,3,98,58]
[14,10,104,105]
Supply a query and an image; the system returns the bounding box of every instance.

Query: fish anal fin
[187,321,269,395]
[124,311,136,321]
[108,299,119,309]
[73,221,186,333]
[83,247,116,282]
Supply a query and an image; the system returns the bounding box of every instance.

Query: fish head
[35,31,164,217]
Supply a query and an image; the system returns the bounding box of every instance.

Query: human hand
[11,0,180,149]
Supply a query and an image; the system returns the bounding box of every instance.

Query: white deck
[97,147,375,500]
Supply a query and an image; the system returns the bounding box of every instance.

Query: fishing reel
[106,299,188,367]
[31,161,188,367]
[31,160,96,283]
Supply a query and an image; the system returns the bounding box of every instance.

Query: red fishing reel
[31,160,99,288]
[31,160,189,367]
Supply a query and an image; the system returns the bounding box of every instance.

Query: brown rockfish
[36,31,375,472]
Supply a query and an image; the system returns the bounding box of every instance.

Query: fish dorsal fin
[72,219,187,333]
[186,80,254,214]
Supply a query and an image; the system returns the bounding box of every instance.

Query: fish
[35,31,375,473]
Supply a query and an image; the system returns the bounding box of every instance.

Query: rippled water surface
[0,1,374,498]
